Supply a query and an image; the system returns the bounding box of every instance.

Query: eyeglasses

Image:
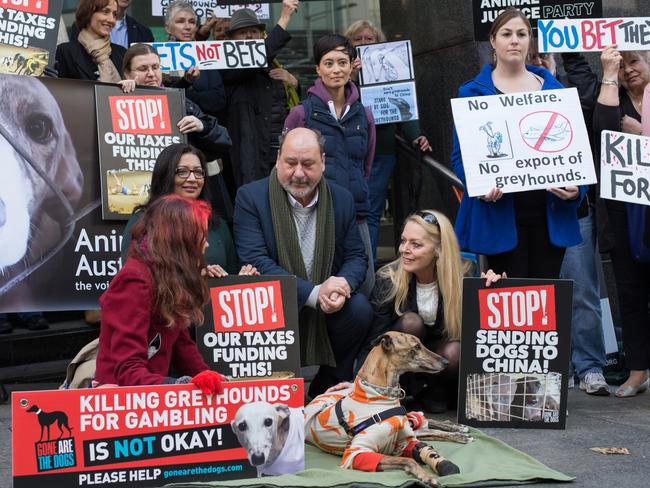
[134,64,161,73]
[175,167,205,179]
[415,210,439,227]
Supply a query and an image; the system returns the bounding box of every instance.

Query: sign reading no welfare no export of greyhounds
[539,17,650,52]
[148,39,267,72]
[600,130,650,206]
[451,87,596,197]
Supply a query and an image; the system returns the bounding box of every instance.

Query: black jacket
[221,24,292,187]
[69,15,154,46]
[185,98,231,161]
[55,38,126,81]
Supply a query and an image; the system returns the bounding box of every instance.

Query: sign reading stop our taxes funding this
[538,17,650,52]
[148,40,267,72]
[451,87,596,197]
[600,130,650,206]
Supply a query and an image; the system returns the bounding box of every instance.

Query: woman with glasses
[359,210,502,412]
[452,8,585,279]
[96,194,224,390]
[121,144,257,278]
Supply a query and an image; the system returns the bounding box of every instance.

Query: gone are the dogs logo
[210,280,285,332]
[478,284,556,332]
[24,402,77,472]
[108,95,171,135]
[2,0,49,14]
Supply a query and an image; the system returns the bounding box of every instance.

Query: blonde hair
[376,210,463,341]
[345,19,386,43]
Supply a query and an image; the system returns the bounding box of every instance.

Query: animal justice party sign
[198,275,301,380]
[451,87,596,197]
[12,379,304,487]
[458,278,572,429]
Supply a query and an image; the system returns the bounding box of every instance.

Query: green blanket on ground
[168,428,573,488]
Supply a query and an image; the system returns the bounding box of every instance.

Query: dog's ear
[370,334,393,351]
[275,404,291,432]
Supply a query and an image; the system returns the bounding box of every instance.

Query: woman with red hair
[95,194,221,392]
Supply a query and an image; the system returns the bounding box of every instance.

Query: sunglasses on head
[415,211,439,227]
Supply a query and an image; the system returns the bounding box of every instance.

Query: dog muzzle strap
[334,399,407,436]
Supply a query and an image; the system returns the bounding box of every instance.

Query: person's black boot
[0,320,12,334]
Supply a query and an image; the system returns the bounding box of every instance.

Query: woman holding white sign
[451,7,585,280]
[593,46,650,397]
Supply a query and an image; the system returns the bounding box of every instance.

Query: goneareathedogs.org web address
[163,463,244,479]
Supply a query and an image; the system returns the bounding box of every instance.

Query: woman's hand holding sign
[480,187,503,203]
[547,186,579,200]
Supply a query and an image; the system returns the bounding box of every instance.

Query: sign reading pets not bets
[12,379,304,487]
[0,0,64,75]
[538,17,650,52]
[451,87,596,197]
[199,276,300,380]
[95,85,186,221]
[148,40,267,72]
[471,0,603,41]
[458,278,572,429]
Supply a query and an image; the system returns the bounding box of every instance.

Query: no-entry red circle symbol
[519,111,573,153]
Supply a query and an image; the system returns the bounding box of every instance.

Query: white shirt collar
[327,100,350,120]
[287,189,319,209]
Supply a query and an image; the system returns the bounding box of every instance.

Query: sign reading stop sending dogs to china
[451,87,596,197]
[198,276,301,380]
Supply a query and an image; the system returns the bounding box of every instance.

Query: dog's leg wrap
[413,442,460,476]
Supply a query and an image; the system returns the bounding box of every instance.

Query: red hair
[129,194,211,328]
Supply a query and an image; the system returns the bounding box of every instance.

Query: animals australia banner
[458,278,572,429]
[0,75,126,313]
[0,0,64,75]
[12,379,305,487]
[357,40,419,125]
[198,275,301,380]
[451,87,596,197]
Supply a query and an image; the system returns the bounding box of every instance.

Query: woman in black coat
[55,0,125,82]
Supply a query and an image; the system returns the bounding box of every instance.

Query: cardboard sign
[357,40,418,126]
[95,85,186,220]
[458,278,572,429]
[151,1,270,20]
[0,75,129,313]
[600,130,650,206]
[199,276,300,380]
[149,40,267,71]
[0,0,64,75]
[539,17,650,52]
[472,0,603,41]
[451,87,596,196]
[12,379,304,486]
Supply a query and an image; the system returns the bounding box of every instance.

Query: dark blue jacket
[284,79,376,221]
[452,64,586,254]
[233,177,368,308]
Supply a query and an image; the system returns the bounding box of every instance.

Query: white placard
[538,17,650,53]
[148,40,267,71]
[600,130,650,206]
[360,81,419,125]
[357,40,414,86]
[451,87,596,197]
[152,1,270,21]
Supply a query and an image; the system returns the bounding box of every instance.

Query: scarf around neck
[78,28,121,83]
[269,168,336,367]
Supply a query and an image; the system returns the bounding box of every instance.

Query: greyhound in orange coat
[305,331,472,487]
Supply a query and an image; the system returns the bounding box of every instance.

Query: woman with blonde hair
[361,210,502,412]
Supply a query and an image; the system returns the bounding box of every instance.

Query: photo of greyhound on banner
[0,74,126,313]
[198,275,301,380]
[0,0,64,76]
[12,379,304,487]
[95,85,186,220]
[458,278,573,429]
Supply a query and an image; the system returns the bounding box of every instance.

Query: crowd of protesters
[5,0,648,408]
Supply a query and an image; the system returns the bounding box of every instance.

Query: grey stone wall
[379,0,650,213]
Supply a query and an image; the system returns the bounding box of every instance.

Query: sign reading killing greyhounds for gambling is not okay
[538,17,650,52]
[600,130,650,206]
[198,275,300,380]
[451,87,596,197]
[12,379,305,487]
[148,40,267,72]
[458,278,573,429]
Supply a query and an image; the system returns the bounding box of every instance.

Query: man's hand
[184,67,200,83]
[177,115,204,134]
[319,291,346,314]
[320,276,351,299]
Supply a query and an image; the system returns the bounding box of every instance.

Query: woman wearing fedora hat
[221,0,301,189]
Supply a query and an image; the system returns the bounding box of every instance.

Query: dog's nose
[440,357,449,368]
[0,197,5,227]
[251,453,266,466]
